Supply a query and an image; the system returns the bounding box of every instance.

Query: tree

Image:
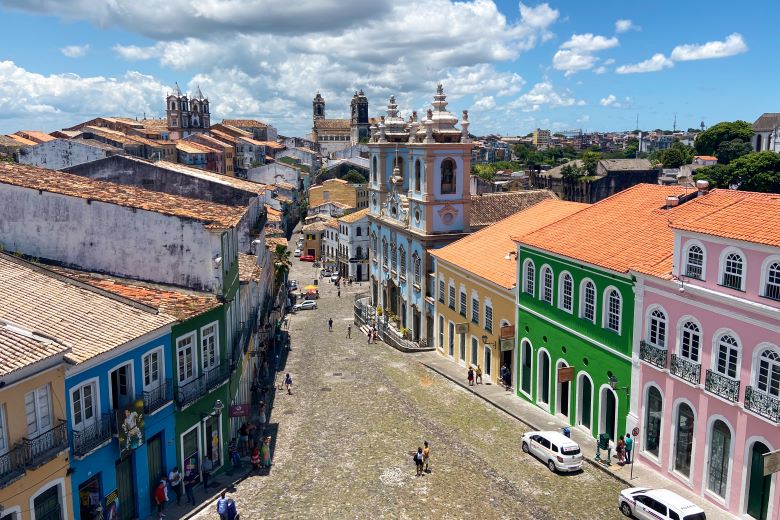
[473,164,496,181]
[581,151,600,176]
[343,169,366,184]
[273,244,292,289]
[560,163,580,178]
[715,139,752,165]
[694,120,753,155]
[694,164,735,189]
[658,142,694,168]
[729,151,780,192]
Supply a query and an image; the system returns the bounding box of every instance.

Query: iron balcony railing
[639,341,668,369]
[0,445,27,488]
[705,369,741,403]
[670,354,701,385]
[143,379,173,415]
[23,420,67,469]
[744,386,780,423]
[175,364,231,408]
[72,413,114,458]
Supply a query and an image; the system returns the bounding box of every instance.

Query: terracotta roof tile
[152,160,267,195]
[5,134,36,146]
[238,253,261,282]
[0,322,69,377]
[470,190,558,227]
[222,119,269,128]
[338,208,370,223]
[265,236,288,249]
[433,200,587,289]
[0,163,246,229]
[15,130,56,143]
[314,119,351,130]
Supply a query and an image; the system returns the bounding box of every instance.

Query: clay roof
[693,155,718,161]
[0,321,69,377]
[753,113,780,132]
[519,184,687,275]
[222,119,268,128]
[302,218,335,232]
[273,181,297,190]
[314,119,350,130]
[70,138,125,153]
[238,254,261,282]
[325,219,339,229]
[433,200,586,289]
[175,141,213,154]
[0,163,246,229]
[210,124,252,137]
[15,130,56,143]
[265,236,287,249]
[5,134,36,146]
[0,255,175,364]
[470,190,558,228]
[43,264,220,321]
[0,135,27,147]
[669,189,780,247]
[338,208,370,224]
[138,118,168,131]
[153,160,266,195]
[209,129,239,144]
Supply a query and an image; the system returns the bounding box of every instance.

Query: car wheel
[521,442,529,453]
[547,460,557,473]
[620,502,633,518]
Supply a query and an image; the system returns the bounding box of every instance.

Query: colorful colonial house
[514,184,685,441]
[634,189,780,520]
[431,199,586,384]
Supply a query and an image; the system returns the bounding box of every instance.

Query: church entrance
[412,308,421,341]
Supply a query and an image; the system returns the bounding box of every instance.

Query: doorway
[357,264,362,281]
[147,434,164,511]
[484,346,492,379]
[556,361,570,419]
[600,387,617,442]
[747,441,772,520]
[537,350,550,406]
[501,349,513,387]
[578,374,592,430]
[110,363,134,410]
[33,484,62,520]
[78,475,102,520]
[115,456,137,520]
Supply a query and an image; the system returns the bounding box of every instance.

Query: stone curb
[419,360,633,488]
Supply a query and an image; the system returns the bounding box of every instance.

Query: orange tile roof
[16,130,56,143]
[433,199,587,289]
[519,184,688,275]
[0,163,246,229]
[265,236,288,249]
[325,219,339,229]
[222,119,269,128]
[5,134,36,146]
[669,189,780,247]
[175,141,213,154]
[238,253,261,282]
[338,208,370,224]
[694,155,718,161]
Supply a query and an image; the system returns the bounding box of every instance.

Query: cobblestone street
[194,237,625,520]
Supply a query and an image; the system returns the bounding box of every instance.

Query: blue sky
[0,0,773,136]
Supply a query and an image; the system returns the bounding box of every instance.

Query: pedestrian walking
[183,468,197,506]
[262,436,272,467]
[201,456,213,491]
[502,367,511,391]
[262,359,269,378]
[624,433,634,464]
[238,423,249,456]
[413,447,424,476]
[226,497,238,520]
[167,466,182,506]
[274,353,280,371]
[346,325,352,339]
[328,318,333,332]
[216,491,229,520]
[230,441,242,472]
[153,477,168,518]
[475,365,483,384]
[257,401,267,434]
[285,373,293,395]
[251,446,261,471]
[616,437,626,465]
[467,367,474,386]
[423,441,430,473]
[337,288,341,298]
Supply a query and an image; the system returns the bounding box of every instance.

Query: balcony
[670,354,701,385]
[175,365,231,408]
[72,413,114,458]
[745,386,780,423]
[22,420,67,469]
[143,379,173,415]
[704,369,740,402]
[0,445,26,488]
[639,341,667,369]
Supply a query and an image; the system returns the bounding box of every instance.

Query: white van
[521,430,583,472]
[619,488,706,520]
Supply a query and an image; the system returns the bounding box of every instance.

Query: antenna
[673,113,677,133]
[636,114,639,132]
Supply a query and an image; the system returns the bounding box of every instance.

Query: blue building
[368,85,473,344]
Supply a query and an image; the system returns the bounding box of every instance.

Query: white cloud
[616,53,674,74]
[670,33,747,61]
[60,44,90,58]
[508,81,583,112]
[553,33,618,75]
[473,96,496,110]
[600,94,617,106]
[560,33,619,53]
[615,19,639,33]
[599,94,630,108]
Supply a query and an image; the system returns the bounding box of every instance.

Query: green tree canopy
[715,139,752,165]
[694,120,753,155]
[580,151,600,175]
[273,244,292,287]
[694,151,780,193]
[343,169,367,184]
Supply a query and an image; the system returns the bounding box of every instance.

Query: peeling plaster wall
[18,139,120,170]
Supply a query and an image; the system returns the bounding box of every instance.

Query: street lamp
[213,400,224,415]
[608,375,629,398]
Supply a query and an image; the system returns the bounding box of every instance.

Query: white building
[337,208,369,281]
[751,113,780,152]
[17,138,124,170]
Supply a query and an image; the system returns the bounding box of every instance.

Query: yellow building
[308,178,368,210]
[431,199,585,384]
[0,321,72,520]
[532,128,551,150]
[301,218,334,260]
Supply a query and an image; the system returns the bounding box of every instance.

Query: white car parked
[521,430,583,473]
[331,273,341,283]
[619,488,706,520]
[293,300,317,311]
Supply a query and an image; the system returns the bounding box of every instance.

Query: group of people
[499,364,512,390]
[152,458,215,517]
[412,441,431,476]
[615,433,634,465]
[466,365,483,385]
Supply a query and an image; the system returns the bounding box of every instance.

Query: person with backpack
[154,477,168,518]
[413,447,424,476]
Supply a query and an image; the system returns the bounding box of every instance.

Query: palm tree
[273,244,291,288]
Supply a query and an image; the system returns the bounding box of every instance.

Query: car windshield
[561,446,580,455]
[683,514,705,520]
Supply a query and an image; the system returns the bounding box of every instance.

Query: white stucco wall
[247,163,301,187]
[18,140,118,170]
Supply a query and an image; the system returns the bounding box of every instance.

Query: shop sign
[557,366,575,383]
[764,450,780,476]
[229,404,250,417]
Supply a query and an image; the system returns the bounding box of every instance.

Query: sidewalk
[411,350,736,520]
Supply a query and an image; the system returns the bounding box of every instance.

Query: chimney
[696,179,709,196]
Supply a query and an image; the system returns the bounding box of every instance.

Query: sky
[0,0,774,137]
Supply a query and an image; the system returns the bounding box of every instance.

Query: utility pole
[673,113,677,133]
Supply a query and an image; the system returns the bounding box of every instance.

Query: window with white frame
[685,245,704,280]
[756,348,780,397]
[540,266,553,304]
[0,404,7,454]
[471,296,479,324]
[715,334,739,379]
[581,280,596,322]
[763,261,780,301]
[438,279,445,303]
[71,381,96,429]
[523,260,535,296]
[448,284,456,310]
[485,303,493,333]
[143,349,162,390]
[559,272,573,312]
[605,289,621,333]
[177,333,196,383]
[679,321,701,362]
[25,384,52,436]
[647,309,667,348]
[459,290,467,317]
[721,251,744,290]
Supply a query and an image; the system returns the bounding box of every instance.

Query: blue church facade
[368,86,473,344]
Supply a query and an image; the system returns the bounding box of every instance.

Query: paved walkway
[411,350,736,520]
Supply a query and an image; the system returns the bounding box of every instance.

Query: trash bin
[562,427,571,438]
[313,279,318,286]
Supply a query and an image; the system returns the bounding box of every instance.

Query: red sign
[229,404,250,417]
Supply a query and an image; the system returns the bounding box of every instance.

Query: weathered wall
[18,139,119,170]
[247,163,301,187]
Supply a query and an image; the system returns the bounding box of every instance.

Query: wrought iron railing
[704,369,740,402]
[639,340,668,369]
[670,354,701,385]
[175,365,231,408]
[744,386,780,423]
[72,413,114,457]
[143,379,173,415]
[0,445,27,488]
[22,420,67,468]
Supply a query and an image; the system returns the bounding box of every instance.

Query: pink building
[633,189,779,520]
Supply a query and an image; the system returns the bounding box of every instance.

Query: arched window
[645,386,662,457]
[391,244,397,271]
[580,280,596,322]
[763,261,780,301]
[559,272,573,312]
[707,420,731,498]
[440,158,456,194]
[398,245,406,275]
[414,159,421,191]
[679,321,700,362]
[372,156,377,182]
[523,260,535,296]
[715,334,739,379]
[540,266,553,304]
[171,101,176,110]
[756,348,780,397]
[647,308,667,348]
[382,239,388,268]
[685,244,704,280]
[605,289,621,333]
[721,251,744,290]
[412,253,421,285]
[674,402,695,478]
